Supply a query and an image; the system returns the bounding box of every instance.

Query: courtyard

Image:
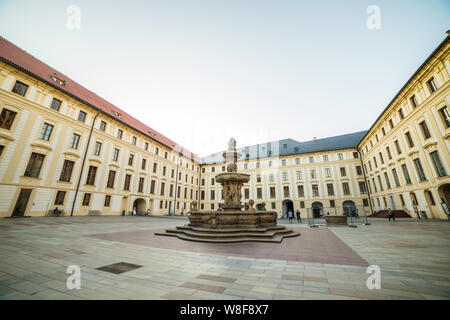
[0,216,449,300]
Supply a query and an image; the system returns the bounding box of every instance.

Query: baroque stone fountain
[155,138,300,243]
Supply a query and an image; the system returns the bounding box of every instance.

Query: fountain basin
[188,210,277,229]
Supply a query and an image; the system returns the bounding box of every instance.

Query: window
[257,174,262,183]
[438,106,449,128]
[368,160,372,171]
[372,178,377,193]
[419,121,431,139]
[427,77,437,93]
[386,146,392,160]
[270,187,276,198]
[398,108,404,120]
[257,188,262,199]
[330,200,335,208]
[295,158,300,165]
[310,169,316,179]
[377,175,383,191]
[244,188,249,199]
[82,193,91,206]
[12,80,28,96]
[425,190,436,206]
[113,148,119,161]
[117,129,123,139]
[201,190,205,200]
[430,151,446,177]
[210,190,215,200]
[86,166,97,185]
[70,133,80,149]
[271,202,276,209]
[384,172,391,189]
[340,167,346,177]
[363,199,369,207]
[300,201,305,208]
[405,132,414,148]
[144,142,149,151]
[394,140,401,154]
[413,158,426,181]
[39,123,54,141]
[401,164,412,184]
[282,172,287,182]
[256,162,260,168]
[53,191,66,206]
[359,181,367,194]
[222,166,225,171]
[155,147,159,155]
[78,111,87,123]
[24,153,45,178]
[138,177,144,193]
[392,168,400,187]
[104,195,111,207]
[150,180,155,194]
[50,98,62,111]
[410,95,418,108]
[283,186,290,197]
[269,174,274,182]
[373,157,378,168]
[338,153,343,160]
[94,142,102,156]
[59,160,74,182]
[379,152,384,165]
[356,166,362,175]
[142,159,147,170]
[244,164,248,169]
[211,178,215,185]
[128,154,134,166]
[107,170,116,188]
[308,156,314,163]
[0,145,4,157]
[323,155,329,162]
[312,184,319,197]
[325,168,331,178]
[353,152,359,159]
[169,184,174,197]
[99,121,106,131]
[296,171,302,180]
[160,182,165,196]
[132,136,137,145]
[268,160,273,167]
[281,159,287,166]
[342,182,350,195]
[124,174,131,190]
[0,108,17,130]
[399,194,405,206]
[297,185,304,197]
[327,184,334,196]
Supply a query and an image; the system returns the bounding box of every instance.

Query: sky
[0,0,449,157]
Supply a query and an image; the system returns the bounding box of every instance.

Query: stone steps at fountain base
[155,225,300,243]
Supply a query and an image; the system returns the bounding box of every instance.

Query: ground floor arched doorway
[282,200,294,218]
[133,198,147,215]
[343,200,356,216]
[437,184,450,217]
[311,201,323,218]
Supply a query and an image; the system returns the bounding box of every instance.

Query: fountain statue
[155,138,300,242]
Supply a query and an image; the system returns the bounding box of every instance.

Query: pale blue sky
[0,0,449,156]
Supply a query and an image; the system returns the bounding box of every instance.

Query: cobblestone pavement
[0,216,449,300]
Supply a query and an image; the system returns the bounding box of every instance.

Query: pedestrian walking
[355,208,360,219]
[132,206,137,216]
[296,210,302,223]
[288,210,293,223]
[388,208,396,222]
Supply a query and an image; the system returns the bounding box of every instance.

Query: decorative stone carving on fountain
[155,138,300,243]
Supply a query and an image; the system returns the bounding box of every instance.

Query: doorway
[311,201,323,218]
[342,200,356,216]
[12,189,32,217]
[133,198,147,214]
[282,200,294,218]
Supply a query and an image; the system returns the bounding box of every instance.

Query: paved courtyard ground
[0,216,449,300]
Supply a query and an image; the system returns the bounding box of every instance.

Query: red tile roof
[0,36,200,163]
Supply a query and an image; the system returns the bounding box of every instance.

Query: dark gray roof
[201,130,368,164]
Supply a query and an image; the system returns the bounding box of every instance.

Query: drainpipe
[198,164,202,209]
[70,111,99,216]
[358,149,374,222]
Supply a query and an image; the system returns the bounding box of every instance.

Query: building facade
[0,33,449,219]
[358,35,450,219]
